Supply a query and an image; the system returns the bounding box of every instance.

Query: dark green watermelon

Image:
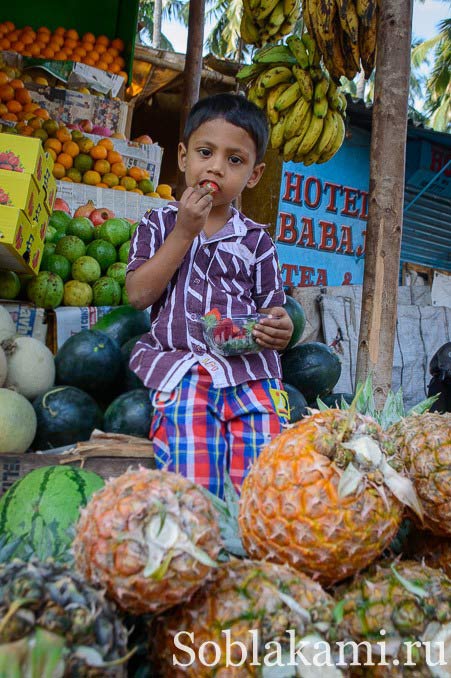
[283,296,306,350]
[320,392,355,408]
[55,329,123,398]
[281,342,341,403]
[121,334,143,391]
[0,466,104,560]
[92,305,150,347]
[103,389,153,438]
[283,382,308,423]
[32,386,103,450]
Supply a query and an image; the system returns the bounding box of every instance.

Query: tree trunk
[152,0,163,49]
[176,0,206,198]
[355,0,413,407]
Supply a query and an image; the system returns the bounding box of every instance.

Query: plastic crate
[0,0,139,81]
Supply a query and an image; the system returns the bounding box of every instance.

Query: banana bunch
[237,36,347,165]
[302,0,379,82]
[240,0,302,47]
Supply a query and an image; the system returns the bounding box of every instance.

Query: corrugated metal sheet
[402,186,451,271]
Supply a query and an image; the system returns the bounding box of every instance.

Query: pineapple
[388,412,451,537]
[239,409,422,586]
[335,560,451,676]
[152,559,339,677]
[0,558,129,677]
[73,468,222,615]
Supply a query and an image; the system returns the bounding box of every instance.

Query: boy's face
[178,118,265,207]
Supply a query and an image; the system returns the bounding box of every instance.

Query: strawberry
[213,318,234,343]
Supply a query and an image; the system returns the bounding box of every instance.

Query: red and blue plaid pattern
[149,365,287,497]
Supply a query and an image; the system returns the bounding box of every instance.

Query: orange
[128,166,146,182]
[96,35,109,47]
[111,38,125,52]
[51,35,64,47]
[95,44,107,55]
[9,79,24,89]
[82,32,96,44]
[118,70,128,84]
[29,44,41,57]
[90,145,108,160]
[82,41,94,52]
[21,33,35,45]
[10,41,25,53]
[112,185,126,191]
[60,177,73,182]
[62,140,80,157]
[0,72,10,86]
[42,47,55,59]
[82,57,96,66]
[107,150,122,165]
[46,148,57,161]
[38,33,51,45]
[0,84,15,102]
[56,127,72,143]
[72,55,81,63]
[102,172,119,188]
[73,46,87,57]
[34,108,50,120]
[57,152,73,169]
[0,102,6,115]
[54,27,66,36]
[22,125,35,137]
[93,159,110,175]
[83,170,101,185]
[53,51,68,61]
[98,138,114,151]
[29,117,43,130]
[15,88,32,105]
[89,50,100,62]
[52,162,66,179]
[24,102,39,113]
[111,162,127,178]
[3,21,15,31]
[101,53,114,65]
[1,112,18,122]
[115,56,125,69]
[19,111,35,122]
[77,137,94,153]
[107,47,119,58]
[96,61,109,71]
[130,188,144,194]
[6,100,22,113]
[96,182,108,188]
[64,38,78,50]
[65,28,79,41]
[108,63,120,74]
[0,38,11,50]
[120,176,137,190]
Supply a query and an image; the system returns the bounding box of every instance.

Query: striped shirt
[126,203,286,392]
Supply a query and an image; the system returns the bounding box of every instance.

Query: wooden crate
[0,432,155,497]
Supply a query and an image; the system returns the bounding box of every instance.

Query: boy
[126,93,293,497]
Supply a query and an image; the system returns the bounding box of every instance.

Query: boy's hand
[253,307,294,351]
[175,185,213,240]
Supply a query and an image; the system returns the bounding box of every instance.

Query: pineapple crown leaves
[389,563,429,599]
[200,473,247,560]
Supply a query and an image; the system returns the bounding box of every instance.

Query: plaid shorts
[149,364,288,498]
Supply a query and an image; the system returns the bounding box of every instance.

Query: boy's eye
[229,156,242,164]
[199,148,211,158]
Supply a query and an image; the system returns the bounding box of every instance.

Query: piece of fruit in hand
[199,180,219,194]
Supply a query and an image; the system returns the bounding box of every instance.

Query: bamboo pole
[176,0,206,198]
[355,0,413,407]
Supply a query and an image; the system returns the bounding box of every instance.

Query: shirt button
[193,278,201,285]
[195,346,203,354]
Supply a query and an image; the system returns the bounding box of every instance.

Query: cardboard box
[84,133,163,186]
[0,133,53,185]
[0,205,47,274]
[0,169,52,223]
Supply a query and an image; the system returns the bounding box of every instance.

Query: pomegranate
[53,198,71,214]
[92,126,113,137]
[74,200,95,219]
[79,119,93,133]
[133,134,153,144]
[90,207,115,227]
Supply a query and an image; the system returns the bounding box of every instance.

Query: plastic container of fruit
[200,311,264,356]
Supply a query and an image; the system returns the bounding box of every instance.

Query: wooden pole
[355,0,413,407]
[176,0,206,198]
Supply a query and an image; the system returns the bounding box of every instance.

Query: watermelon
[283,382,308,423]
[103,388,153,438]
[121,334,143,391]
[32,386,103,450]
[283,296,306,350]
[55,329,123,398]
[320,392,355,408]
[92,305,150,347]
[0,466,104,560]
[281,342,341,403]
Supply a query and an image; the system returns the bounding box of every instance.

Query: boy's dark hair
[183,93,269,163]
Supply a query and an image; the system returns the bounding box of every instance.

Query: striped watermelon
[0,466,104,561]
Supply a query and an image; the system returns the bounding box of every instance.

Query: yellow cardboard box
[0,169,50,225]
[0,134,55,213]
[0,205,47,274]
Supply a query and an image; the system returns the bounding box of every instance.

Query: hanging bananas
[237,37,348,165]
[301,0,380,82]
[239,0,302,46]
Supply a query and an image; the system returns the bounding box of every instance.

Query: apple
[90,207,115,227]
[53,198,71,214]
[79,119,93,133]
[133,134,153,144]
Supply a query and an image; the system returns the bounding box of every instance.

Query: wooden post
[176,0,206,198]
[355,0,413,407]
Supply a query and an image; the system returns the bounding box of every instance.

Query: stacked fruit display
[0,21,128,81]
[238,37,347,164]
[0,68,43,125]
[302,0,379,81]
[240,0,301,46]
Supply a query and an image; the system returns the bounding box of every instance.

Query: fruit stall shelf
[0,0,139,82]
[0,432,155,497]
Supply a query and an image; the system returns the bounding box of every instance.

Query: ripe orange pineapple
[388,412,451,536]
[73,468,222,615]
[152,559,337,677]
[239,410,422,586]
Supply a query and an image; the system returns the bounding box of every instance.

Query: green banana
[283,134,304,162]
[284,96,311,140]
[266,83,291,124]
[267,2,286,35]
[296,114,324,156]
[240,14,260,44]
[270,114,287,149]
[318,111,345,163]
[301,32,321,67]
[255,0,280,21]
[356,0,377,26]
[313,96,328,118]
[260,66,293,88]
[236,63,266,83]
[292,107,313,147]
[287,35,309,69]
[283,0,298,17]
[253,44,297,65]
[247,83,267,109]
[300,145,323,166]
[274,81,301,111]
[292,65,313,101]
[314,77,330,100]
[242,0,254,18]
[309,67,324,82]
[314,108,338,157]
[337,91,348,113]
[336,0,359,44]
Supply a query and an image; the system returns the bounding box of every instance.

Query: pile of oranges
[0,71,49,124]
[0,22,128,82]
